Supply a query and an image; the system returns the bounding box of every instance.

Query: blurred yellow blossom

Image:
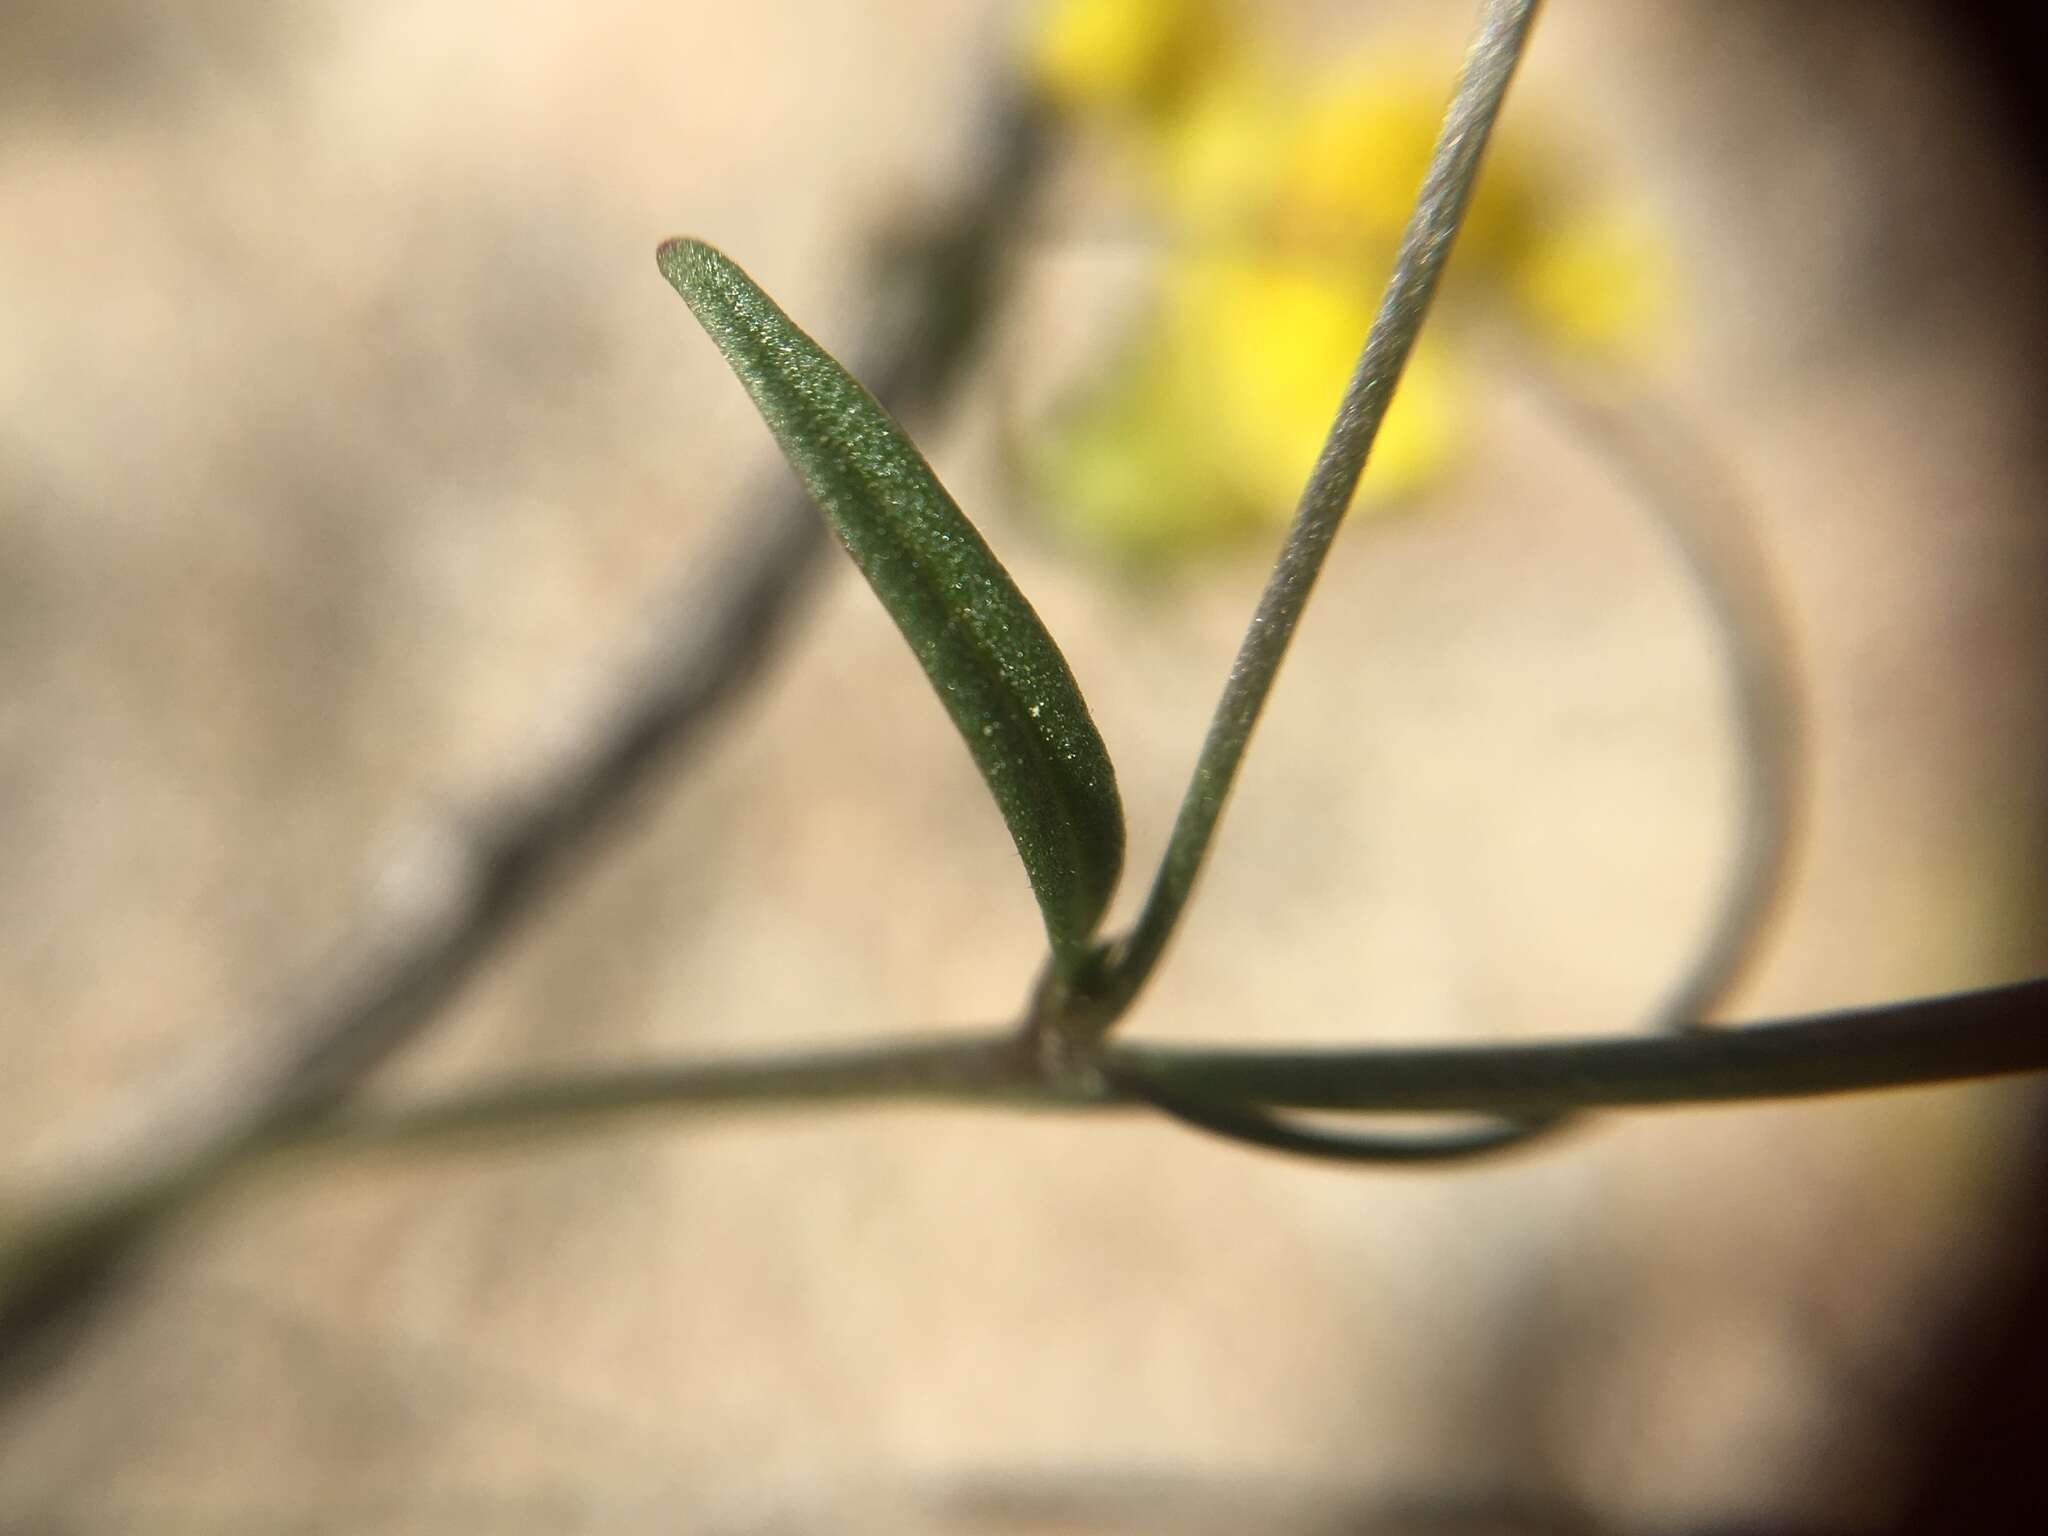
[1019,0,1676,565]
[1023,0,1234,122]
[1513,201,1677,361]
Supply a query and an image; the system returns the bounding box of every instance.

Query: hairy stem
[1097,0,1545,1023]
[1108,353,1810,1163]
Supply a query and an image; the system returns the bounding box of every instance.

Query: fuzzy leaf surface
[659,239,1124,963]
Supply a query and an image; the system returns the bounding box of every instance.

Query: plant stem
[1096,0,1544,1023]
[235,978,2048,1165]
[5,980,2040,1318]
[0,1033,1044,1385]
[1124,355,1812,1164]
[1498,351,1804,1035]
[1112,977,2048,1112]
[262,1034,1060,1157]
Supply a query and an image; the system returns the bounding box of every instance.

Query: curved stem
[1112,310,1809,1168]
[1103,1074,1576,1165]
[1508,355,1804,1035]
[1096,0,1544,1023]
[1116,365,1806,1161]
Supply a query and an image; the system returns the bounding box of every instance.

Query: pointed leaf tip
[659,238,1124,964]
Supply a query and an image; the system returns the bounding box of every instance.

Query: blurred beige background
[2,2,2044,1531]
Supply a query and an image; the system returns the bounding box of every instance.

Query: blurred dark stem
[272,91,1045,1128]
[0,95,1049,1405]
[938,1466,1613,1535]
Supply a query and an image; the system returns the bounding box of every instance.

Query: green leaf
[658,238,1124,966]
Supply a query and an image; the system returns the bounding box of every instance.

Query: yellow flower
[1513,200,1677,363]
[1168,254,1458,514]
[1020,4,1677,564]
[1023,0,1233,122]
[1036,256,1460,564]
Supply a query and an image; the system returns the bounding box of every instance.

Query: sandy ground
[1,2,2044,1530]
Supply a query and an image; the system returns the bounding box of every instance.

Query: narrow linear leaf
[658,238,1124,965]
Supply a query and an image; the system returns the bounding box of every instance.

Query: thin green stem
[262,1033,1060,1157]
[1113,333,1809,1164]
[200,978,2048,1166]
[1111,977,2048,1113]
[1096,0,1544,1023]
[4,982,2039,1312]
[208,979,2048,1166]
[0,1031,1046,1371]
